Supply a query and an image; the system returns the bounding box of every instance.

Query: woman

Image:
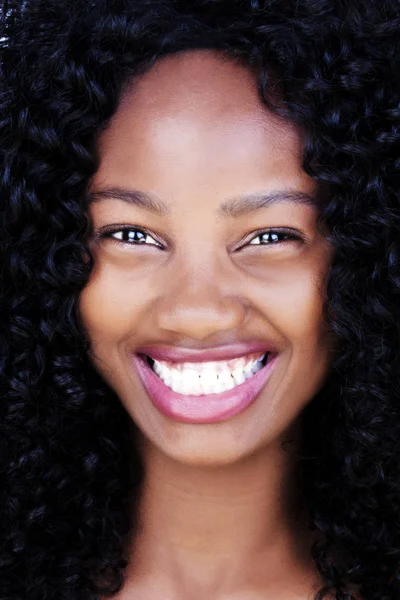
[1,1,399,599]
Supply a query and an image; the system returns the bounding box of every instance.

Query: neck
[122,430,321,599]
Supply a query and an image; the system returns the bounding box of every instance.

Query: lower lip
[132,353,277,424]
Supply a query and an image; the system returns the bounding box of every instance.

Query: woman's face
[78,50,335,466]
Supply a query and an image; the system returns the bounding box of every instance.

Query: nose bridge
[155,249,247,338]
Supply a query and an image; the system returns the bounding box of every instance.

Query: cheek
[79,234,170,334]
[258,271,332,420]
[249,254,327,343]
[278,279,333,405]
[276,276,325,342]
[78,266,143,344]
[254,263,332,391]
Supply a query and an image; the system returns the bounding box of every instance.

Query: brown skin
[78,51,336,599]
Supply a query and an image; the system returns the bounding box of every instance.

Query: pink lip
[132,352,278,424]
[135,341,277,364]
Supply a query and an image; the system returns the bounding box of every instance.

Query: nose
[154,263,248,340]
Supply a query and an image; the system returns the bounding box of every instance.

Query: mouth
[141,351,271,396]
[133,350,278,424]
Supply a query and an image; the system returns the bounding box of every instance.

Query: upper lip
[136,341,277,363]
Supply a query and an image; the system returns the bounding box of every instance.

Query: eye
[96,225,303,250]
[245,228,303,247]
[98,226,163,248]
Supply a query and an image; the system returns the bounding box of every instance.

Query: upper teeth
[150,352,267,396]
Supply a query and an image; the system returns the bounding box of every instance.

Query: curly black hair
[1,1,400,599]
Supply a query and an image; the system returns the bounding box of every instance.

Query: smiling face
[78,50,335,466]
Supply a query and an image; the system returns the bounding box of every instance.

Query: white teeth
[231,367,246,385]
[200,369,219,394]
[181,369,201,395]
[149,352,268,396]
[217,370,236,389]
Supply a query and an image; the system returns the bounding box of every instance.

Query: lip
[132,352,278,424]
[135,341,278,364]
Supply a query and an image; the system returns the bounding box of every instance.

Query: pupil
[262,233,279,243]
[128,231,145,242]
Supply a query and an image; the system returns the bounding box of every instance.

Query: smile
[145,351,270,395]
[132,351,278,424]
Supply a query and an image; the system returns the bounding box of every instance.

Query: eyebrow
[86,186,317,218]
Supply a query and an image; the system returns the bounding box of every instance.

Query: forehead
[96,50,303,160]
[91,50,315,207]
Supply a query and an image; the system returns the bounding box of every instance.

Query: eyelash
[97,225,304,249]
